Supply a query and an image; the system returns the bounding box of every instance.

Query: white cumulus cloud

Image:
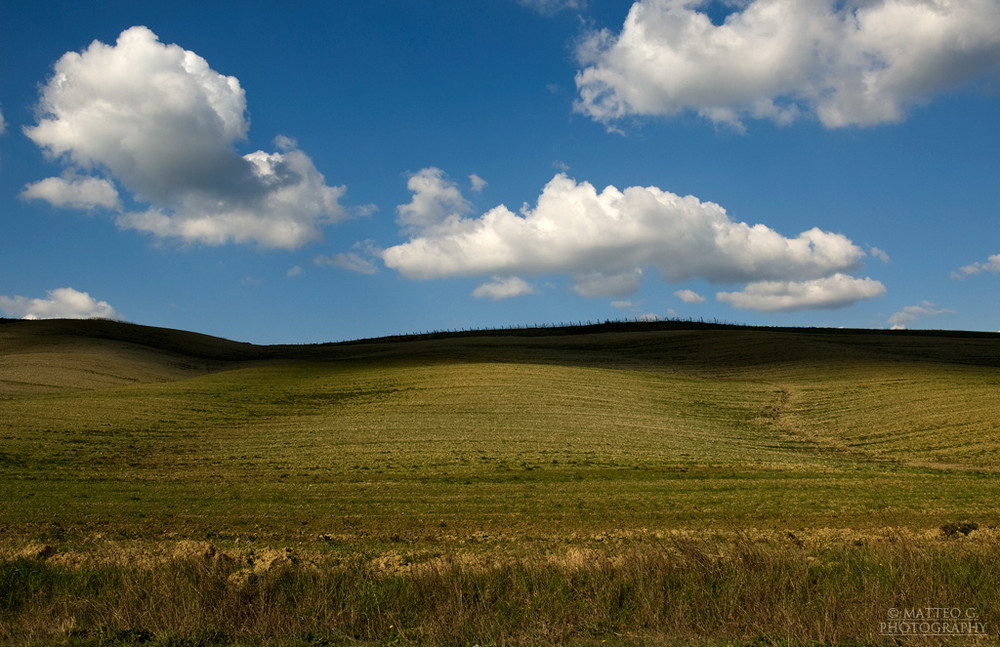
[21,175,121,210]
[952,252,1000,278]
[22,26,346,248]
[868,246,890,263]
[887,300,954,329]
[716,274,886,311]
[396,167,473,235]
[575,0,1000,129]
[383,171,877,306]
[472,276,536,300]
[0,287,120,320]
[469,174,488,192]
[674,288,706,303]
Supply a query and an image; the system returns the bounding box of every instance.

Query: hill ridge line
[4,316,997,353]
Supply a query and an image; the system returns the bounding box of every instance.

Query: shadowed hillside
[0,318,259,396]
[3,317,999,393]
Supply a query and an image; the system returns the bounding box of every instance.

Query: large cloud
[382,170,882,310]
[0,287,120,320]
[575,0,1000,129]
[21,26,345,248]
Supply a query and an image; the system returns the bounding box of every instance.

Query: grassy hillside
[0,318,258,396]
[3,316,1000,534]
[2,318,999,646]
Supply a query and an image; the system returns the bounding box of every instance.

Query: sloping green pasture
[3,320,999,544]
[2,320,1000,646]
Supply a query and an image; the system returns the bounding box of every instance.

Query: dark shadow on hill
[4,318,999,379]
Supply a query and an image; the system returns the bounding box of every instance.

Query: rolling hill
[3,317,1000,645]
[4,316,999,490]
[4,316,999,387]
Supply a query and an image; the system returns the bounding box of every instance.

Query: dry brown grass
[2,532,999,646]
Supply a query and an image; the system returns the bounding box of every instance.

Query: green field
[2,318,999,646]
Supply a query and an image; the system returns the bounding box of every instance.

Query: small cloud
[638,313,659,322]
[352,203,379,218]
[469,174,488,192]
[397,167,472,234]
[472,276,535,300]
[887,301,954,330]
[518,0,586,16]
[316,252,378,275]
[314,240,381,275]
[868,246,890,263]
[674,288,706,304]
[274,134,297,151]
[286,265,303,277]
[21,175,121,210]
[952,252,1000,279]
[241,276,262,287]
[716,274,886,312]
[572,269,643,298]
[0,105,6,135]
[611,300,637,309]
[0,287,120,320]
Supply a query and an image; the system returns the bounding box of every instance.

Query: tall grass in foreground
[2,535,997,646]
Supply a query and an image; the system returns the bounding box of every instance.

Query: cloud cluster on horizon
[575,0,1000,130]
[21,26,347,249]
[0,287,120,320]
[381,169,883,312]
[887,300,953,329]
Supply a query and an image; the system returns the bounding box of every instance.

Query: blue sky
[2,0,999,343]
